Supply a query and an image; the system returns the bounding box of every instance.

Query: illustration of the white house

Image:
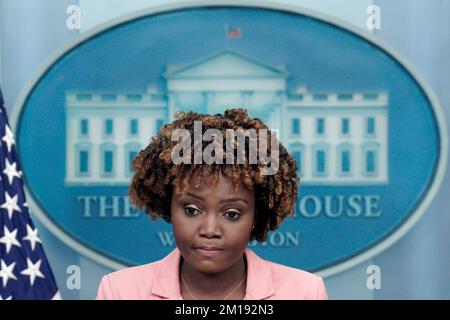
[64,50,388,186]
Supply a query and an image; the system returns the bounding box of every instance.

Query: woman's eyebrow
[183,192,248,205]
[220,198,248,205]
[184,192,205,201]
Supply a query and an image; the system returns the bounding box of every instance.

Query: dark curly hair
[128,108,300,242]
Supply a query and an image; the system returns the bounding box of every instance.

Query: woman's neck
[179,254,247,300]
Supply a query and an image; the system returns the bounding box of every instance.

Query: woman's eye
[184,207,200,216]
[224,211,241,221]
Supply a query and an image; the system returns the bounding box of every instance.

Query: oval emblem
[12,3,447,276]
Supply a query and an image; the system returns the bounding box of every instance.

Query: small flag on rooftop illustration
[0,88,60,300]
[225,24,242,39]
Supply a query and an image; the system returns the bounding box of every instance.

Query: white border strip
[9,0,449,277]
[52,291,62,300]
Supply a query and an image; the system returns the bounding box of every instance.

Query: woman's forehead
[174,172,254,197]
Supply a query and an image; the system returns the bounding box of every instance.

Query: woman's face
[171,172,255,274]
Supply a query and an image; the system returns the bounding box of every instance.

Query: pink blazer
[96,247,328,300]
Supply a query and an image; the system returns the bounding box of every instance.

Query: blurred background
[0,0,449,299]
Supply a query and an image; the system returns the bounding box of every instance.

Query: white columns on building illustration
[65,90,166,185]
[286,89,388,184]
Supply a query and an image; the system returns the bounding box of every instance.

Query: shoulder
[264,259,328,300]
[96,261,158,300]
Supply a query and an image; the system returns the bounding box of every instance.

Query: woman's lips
[194,247,224,257]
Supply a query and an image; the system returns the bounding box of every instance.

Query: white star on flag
[20,258,45,286]
[2,159,21,185]
[0,294,13,300]
[0,191,22,219]
[0,226,21,253]
[2,124,15,153]
[22,224,42,251]
[0,260,17,287]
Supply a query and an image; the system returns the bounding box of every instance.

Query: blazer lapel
[150,248,183,299]
[243,247,275,300]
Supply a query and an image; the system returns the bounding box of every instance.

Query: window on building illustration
[366,150,376,173]
[77,93,92,101]
[105,119,114,136]
[341,118,349,135]
[101,94,116,101]
[341,150,350,173]
[338,93,353,100]
[127,94,142,101]
[292,150,302,174]
[317,118,325,135]
[128,150,138,174]
[313,93,328,101]
[104,150,114,173]
[363,93,378,100]
[130,119,138,135]
[367,117,375,135]
[156,118,164,133]
[316,150,326,173]
[291,118,300,135]
[80,119,89,136]
[79,150,89,173]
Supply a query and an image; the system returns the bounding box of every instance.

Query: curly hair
[128,108,300,242]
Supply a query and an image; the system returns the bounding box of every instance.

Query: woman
[96,108,328,300]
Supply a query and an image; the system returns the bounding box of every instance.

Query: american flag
[225,25,242,39]
[0,89,60,300]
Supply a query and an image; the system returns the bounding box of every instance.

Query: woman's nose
[199,213,222,238]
